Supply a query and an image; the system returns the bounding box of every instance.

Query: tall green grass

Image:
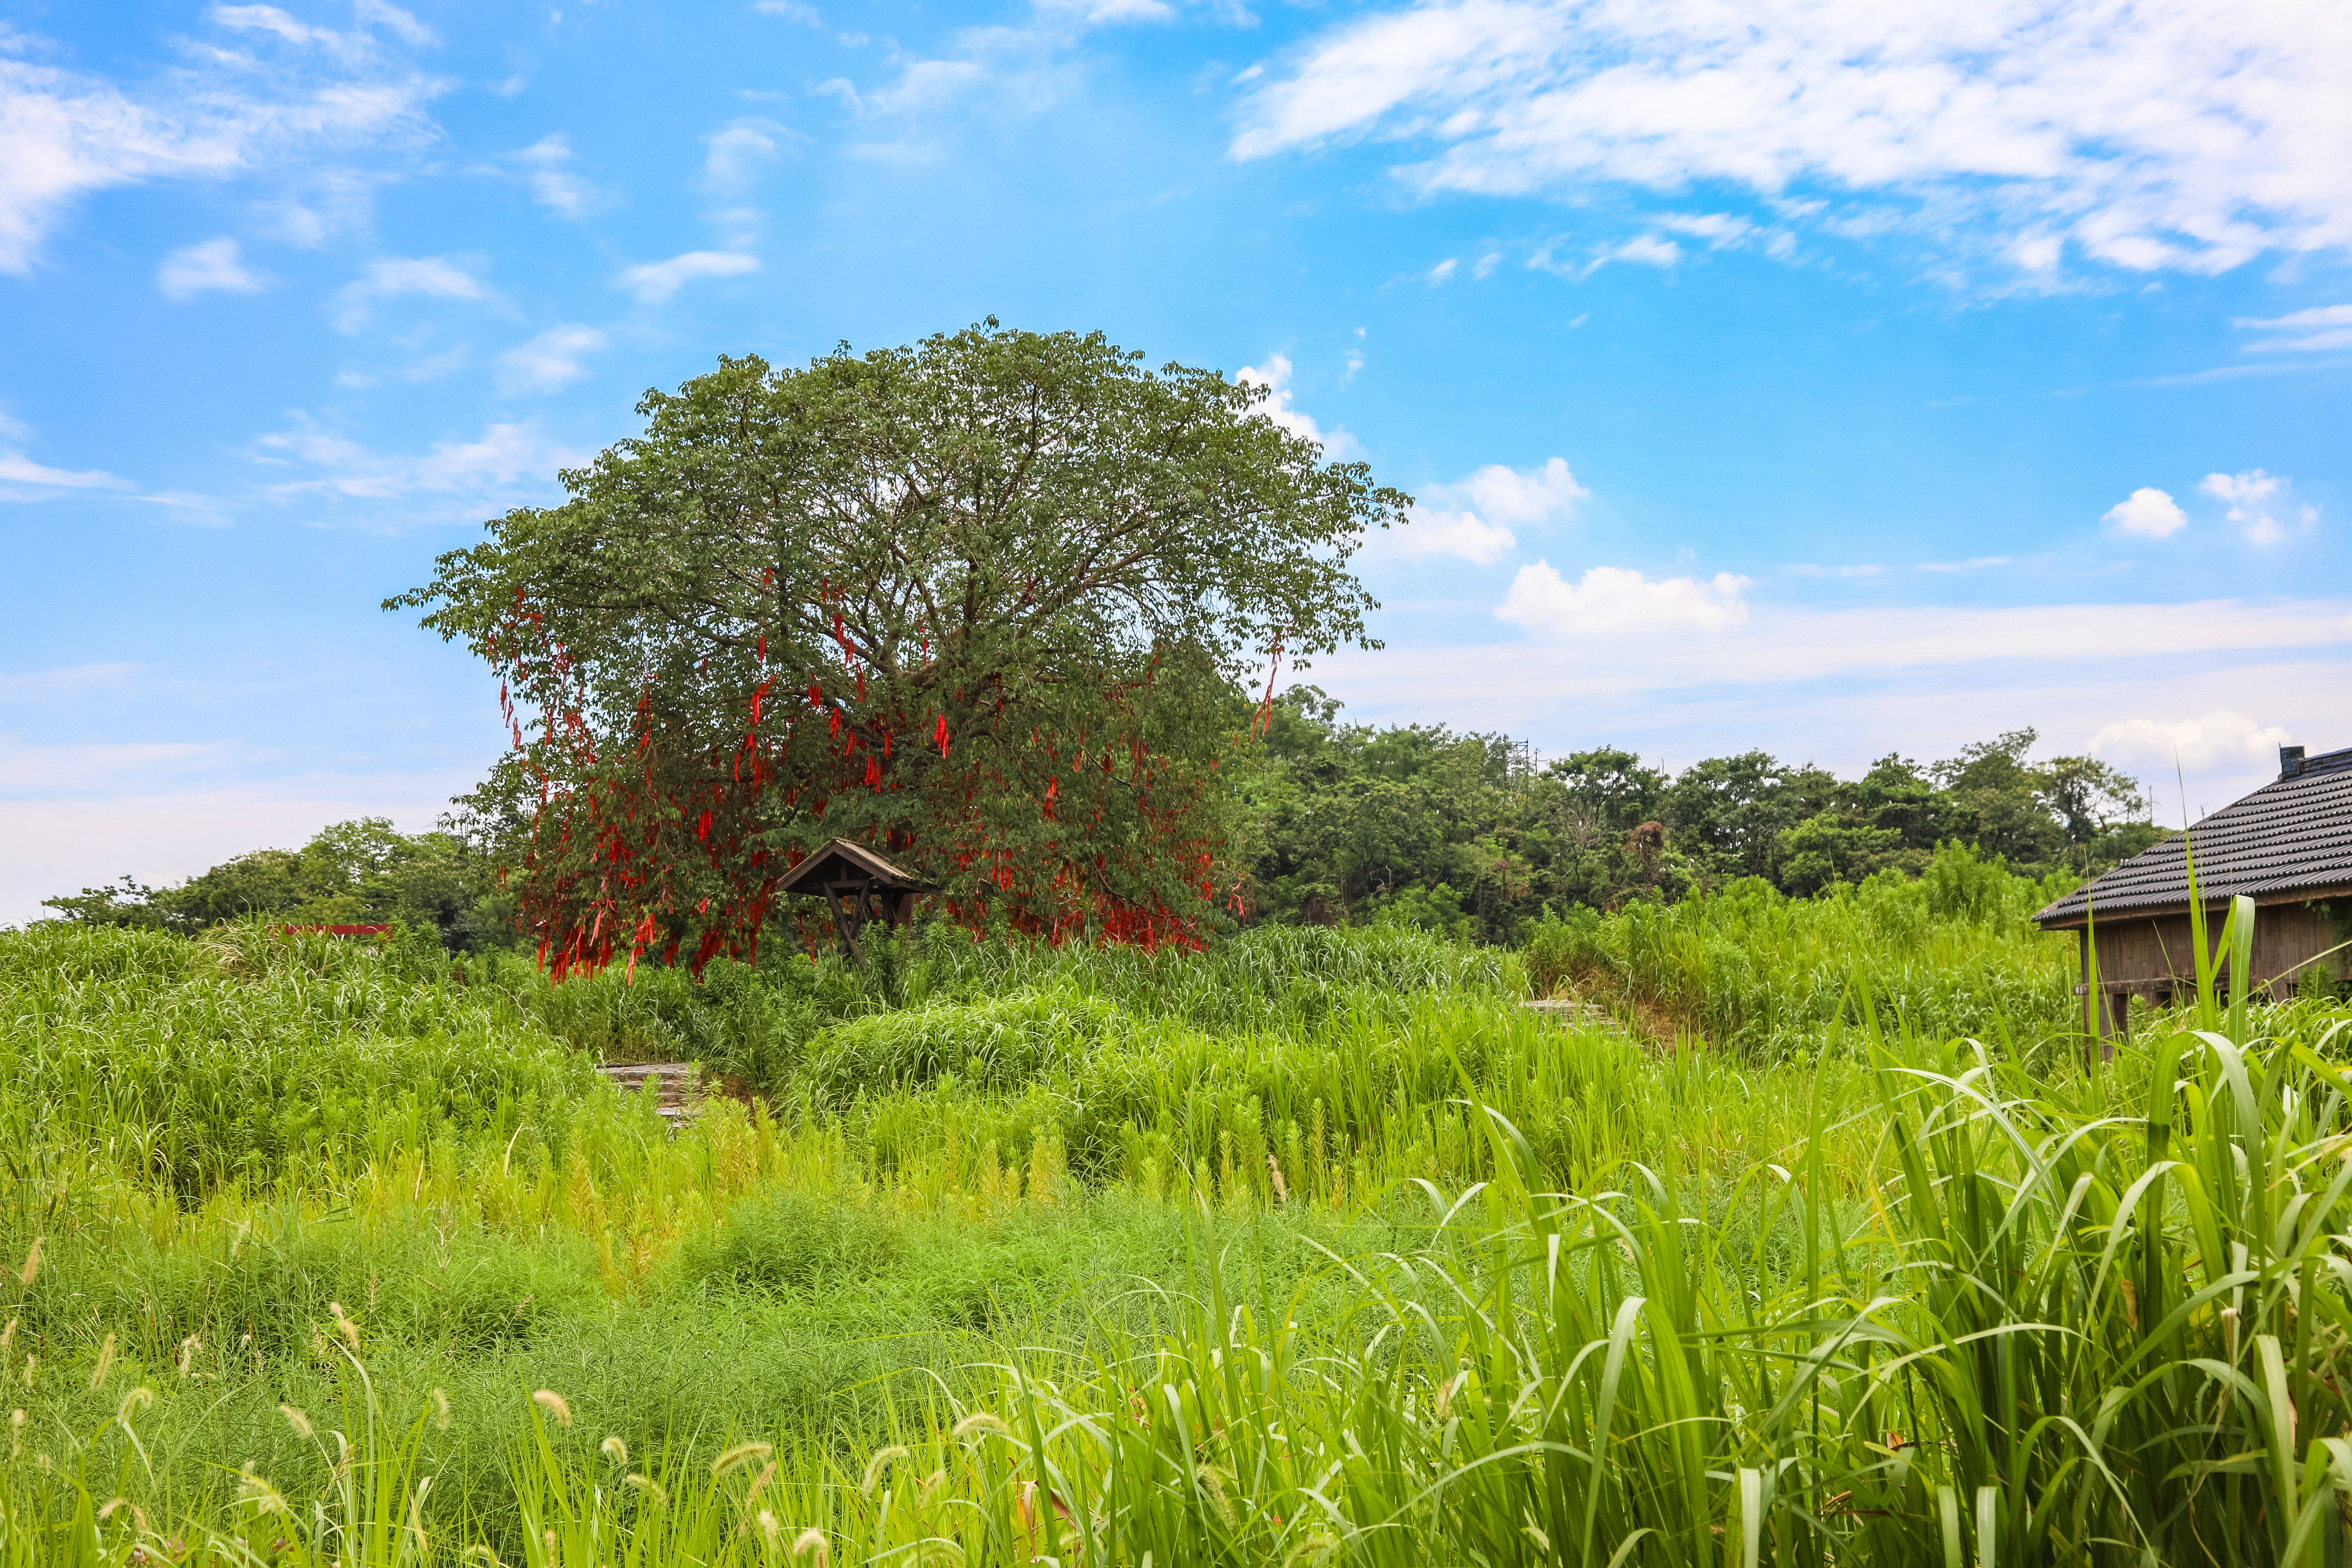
[1524,842,2078,1056]
[4,895,2351,1563]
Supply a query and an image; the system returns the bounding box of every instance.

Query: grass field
[4,860,2350,1565]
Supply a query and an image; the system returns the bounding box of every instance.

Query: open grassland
[4,877,2352,1565]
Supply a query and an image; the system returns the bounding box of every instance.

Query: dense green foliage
[5,871,2352,1564]
[35,693,2166,972]
[388,324,1404,959]
[1240,690,2163,941]
[37,817,512,950]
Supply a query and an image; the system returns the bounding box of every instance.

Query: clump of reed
[1523,840,2078,1055]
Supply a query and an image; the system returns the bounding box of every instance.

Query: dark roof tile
[2033,744,2352,928]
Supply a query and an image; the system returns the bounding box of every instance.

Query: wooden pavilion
[775,837,937,962]
[2033,743,2352,1047]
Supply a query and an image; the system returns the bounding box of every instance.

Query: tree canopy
[392,323,1404,972]
[40,818,509,948]
[1238,695,2164,941]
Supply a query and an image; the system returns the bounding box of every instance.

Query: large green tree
[393,324,1402,972]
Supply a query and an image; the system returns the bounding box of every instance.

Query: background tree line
[1233,686,2165,944]
[41,685,2164,952]
[40,818,516,951]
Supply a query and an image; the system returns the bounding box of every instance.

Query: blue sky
[2,0,2348,919]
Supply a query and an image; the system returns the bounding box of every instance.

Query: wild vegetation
[5,856,2351,1564]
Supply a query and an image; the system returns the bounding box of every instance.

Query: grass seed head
[430,1387,450,1430]
[279,1404,315,1443]
[711,1439,772,1477]
[116,1386,154,1426]
[601,1435,628,1465]
[238,1463,291,1519]
[98,1497,151,1534]
[177,1336,200,1378]
[623,1472,667,1506]
[951,1412,1009,1439]
[15,1237,37,1288]
[860,1444,911,1495]
[90,1332,115,1390]
[531,1389,573,1427]
[1196,1463,1237,1529]
[792,1527,831,1566]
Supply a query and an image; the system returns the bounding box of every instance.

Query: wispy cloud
[1232,0,2352,280]
[614,249,760,303]
[1532,231,1680,279]
[2200,469,2318,547]
[2234,303,2352,355]
[0,664,142,701]
[330,255,489,332]
[1352,594,2352,706]
[156,237,267,300]
[0,9,442,275]
[505,134,596,218]
[705,118,797,194]
[0,414,134,494]
[495,324,606,395]
[250,413,580,504]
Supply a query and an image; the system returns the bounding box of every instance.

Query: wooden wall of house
[2081,901,2344,994]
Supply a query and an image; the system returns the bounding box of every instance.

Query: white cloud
[2102,486,2186,539]
[816,20,1092,159]
[508,134,594,218]
[495,324,606,395]
[706,119,792,193]
[751,1,822,20]
[330,255,488,332]
[1451,456,1587,526]
[2234,303,2352,354]
[1535,231,1681,278]
[1307,598,2352,762]
[615,250,761,303]
[2088,709,2294,772]
[251,414,580,502]
[0,450,134,492]
[1373,458,1588,565]
[2200,469,2317,547]
[1427,256,1458,282]
[0,663,141,701]
[1232,0,2352,279]
[0,12,440,275]
[156,236,266,300]
[1392,510,1516,565]
[1037,0,1174,19]
[1237,352,1364,460]
[1497,562,1751,636]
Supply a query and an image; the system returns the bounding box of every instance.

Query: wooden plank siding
[2076,902,2345,1041]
